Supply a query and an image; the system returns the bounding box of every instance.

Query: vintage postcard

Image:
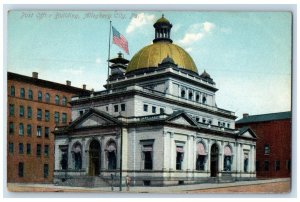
[6,10,292,194]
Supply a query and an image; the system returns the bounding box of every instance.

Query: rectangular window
[227,123,230,128]
[160,108,164,114]
[45,127,49,138]
[142,145,153,170]
[28,90,33,100]
[275,160,280,171]
[264,160,269,171]
[20,88,25,98]
[27,106,32,118]
[9,104,14,116]
[121,104,126,111]
[54,112,60,124]
[286,160,291,172]
[44,164,49,178]
[202,118,206,124]
[79,110,84,116]
[37,108,42,121]
[45,110,50,122]
[195,117,200,122]
[9,143,14,153]
[19,105,24,117]
[27,124,32,136]
[10,86,15,96]
[27,143,31,155]
[44,145,49,157]
[114,105,119,112]
[36,144,41,156]
[18,162,24,177]
[38,91,43,102]
[62,113,67,124]
[176,146,184,170]
[152,106,156,113]
[9,122,14,134]
[143,104,148,112]
[37,126,42,137]
[19,123,24,135]
[264,144,270,155]
[19,143,24,154]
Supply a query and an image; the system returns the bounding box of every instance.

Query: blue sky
[7,11,291,119]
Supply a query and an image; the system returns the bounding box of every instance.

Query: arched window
[244,153,249,172]
[188,91,193,100]
[72,143,82,170]
[224,145,232,172]
[62,96,67,106]
[45,93,50,103]
[28,90,33,100]
[202,96,207,104]
[181,89,186,98]
[196,142,206,171]
[55,95,60,105]
[106,141,117,170]
[38,91,42,102]
[10,86,15,96]
[195,94,200,102]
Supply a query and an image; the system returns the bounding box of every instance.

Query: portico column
[162,131,169,170]
[219,141,224,173]
[100,136,105,171]
[207,139,211,172]
[186,136,190,170]
[169,132,174,170]
[253,145,256,173]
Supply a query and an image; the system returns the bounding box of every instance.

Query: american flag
[112,26,129,55]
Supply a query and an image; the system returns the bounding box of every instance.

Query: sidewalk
[7,178,290,193]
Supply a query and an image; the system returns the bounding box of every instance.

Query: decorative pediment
[75,114,114,129]
[171,116,192,125]
[237,127,257,139]
[166,111,198,127]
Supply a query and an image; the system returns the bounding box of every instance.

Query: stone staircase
[55,176,113,187]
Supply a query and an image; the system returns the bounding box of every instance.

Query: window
[10,86,15,96]
[188,91,193,100]
[18,162,24,177]
[45,110,50,122]
[195,94,200,102]
[44,164,49,178]
[176,146,184,170]
[62,96,67,106]
[264,144,270,155]
[73,143,83,170]
[9,143,14,153]
[181,89,186,98]
[38,91,42,102]
[114,105,119,112]
[9,104,14,116]
[27,124,32,136]
[160,108,164,114]
[19,123,24,135]
[54,112,60,124]
[36,144,41,156]
[121,103,126,111]
[286,160,291,172]
[196,117,200,122]
[37,126,42,137]
[45,127,49,138]
[37,108,42,121]
[256,161,259,171]
[275,160,280,171]
[27,144,31,155]
[20,88,25,98]
[196,155,205,171]
[19,105,24,117]
[62,113,67,124]
[202,118,206,124]
[227,123,230,128]
[60,146,68,170]
[152,106,156,113]
[45,93,50,103]
[202,96,206,104]
[44,145,49,157]
[264,160,269,171]
[244,153,249,172]
[9,122,14,134]
[28,89,33,100]
[143,104,148,112]
[27,106,32,118]
[55,95,60,105]
[142,145,153,170]
[79,110,84,116]
[19,143,24,154]
[224,146,232,171]
[208,120,212,125]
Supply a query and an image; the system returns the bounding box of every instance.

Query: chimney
[243,113,249,118]
[32,72,38,79]
[66,80,71,86]
[83,84,86,90]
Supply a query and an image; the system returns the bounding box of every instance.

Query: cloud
[126,13,155,34]
[177,21,215,46]
[185,47,193,52]
[95,58,102,64]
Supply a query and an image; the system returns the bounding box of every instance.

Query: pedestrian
[125,175,131,191]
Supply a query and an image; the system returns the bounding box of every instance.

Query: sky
[7,11,292,119]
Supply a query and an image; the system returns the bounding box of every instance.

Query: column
[253,145,256,173]
[236,143,241,173]
[169,132,174,170]
[207,139,211,172]
[162,131,168,170]
[100,136,105,171]
[219,141,224,173]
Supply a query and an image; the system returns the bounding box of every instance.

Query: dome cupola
[153,14,173,43]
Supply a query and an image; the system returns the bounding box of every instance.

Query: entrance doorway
[89,140,101,176]
[210,143,219,177]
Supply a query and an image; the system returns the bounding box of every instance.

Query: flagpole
[107,20,112,91]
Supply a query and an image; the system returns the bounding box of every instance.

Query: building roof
[236,111,291,124]
[8,72,91,95]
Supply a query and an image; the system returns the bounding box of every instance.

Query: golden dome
[127,41,198,73]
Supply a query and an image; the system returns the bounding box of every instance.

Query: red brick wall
[236,119,291,178]
[7,79,80,183]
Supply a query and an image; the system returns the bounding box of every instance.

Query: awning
[73,145,81,153]
[224,146,232,156]
[197,143,206,155]
[176,146,184,153]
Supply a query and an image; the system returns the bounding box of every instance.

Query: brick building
[7,72,89,183]
[236,111,291,178]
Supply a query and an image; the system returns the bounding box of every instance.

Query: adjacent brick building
[236,111,291,178]
[7,72,89,183]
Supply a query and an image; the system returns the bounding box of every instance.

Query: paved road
[7,178,290,194]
